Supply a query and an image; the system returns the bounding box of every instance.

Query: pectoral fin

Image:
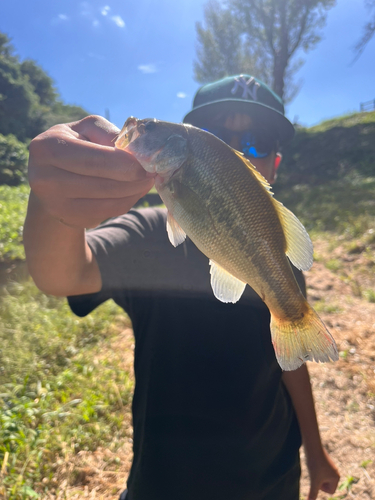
[167,211,186,247]
[209,260,246,303]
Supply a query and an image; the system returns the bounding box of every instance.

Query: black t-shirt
[69,208,303,500]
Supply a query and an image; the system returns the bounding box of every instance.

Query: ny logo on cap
[231,76,260,101]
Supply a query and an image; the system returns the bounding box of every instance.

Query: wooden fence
[360,99,375,112]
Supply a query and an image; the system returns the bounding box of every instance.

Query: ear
[269,153,282,184]
[274,152,282,170]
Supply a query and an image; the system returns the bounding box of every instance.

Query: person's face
[205,113,281,184]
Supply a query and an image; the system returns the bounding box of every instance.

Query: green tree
[0,31,88,143]
[194,1,272,86]
[20,59,57,106]
[0,133,28,186]
[0,34,40,140]
[354,0,375,59]
[195,0,336,102]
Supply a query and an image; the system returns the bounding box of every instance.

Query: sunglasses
[202,126,277,159]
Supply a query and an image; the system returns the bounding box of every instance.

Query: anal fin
[209,260,246,303]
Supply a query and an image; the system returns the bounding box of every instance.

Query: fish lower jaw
[154,165,182,189]
[154,175,165,188]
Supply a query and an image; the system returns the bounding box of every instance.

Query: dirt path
[50,257,375,500]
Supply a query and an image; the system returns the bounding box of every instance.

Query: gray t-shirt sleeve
[86,207,167,292]
[68,207,168,315]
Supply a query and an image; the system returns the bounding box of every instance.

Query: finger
[29,132,151,183]
[307,483,319,500]
[70,115,121,146]
[34,165,155,200]
[321,480,338,494]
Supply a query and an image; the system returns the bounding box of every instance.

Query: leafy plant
[0,134,29,186]
[338,475,359,493]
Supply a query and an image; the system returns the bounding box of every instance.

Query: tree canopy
[0,32,88,185]
[354,0,375,60]
[0,32,87,142]
[194,0,336,102]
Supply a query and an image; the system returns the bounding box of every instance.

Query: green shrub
[0,134,28,186]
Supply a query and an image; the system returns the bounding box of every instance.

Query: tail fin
[270,304,339,371]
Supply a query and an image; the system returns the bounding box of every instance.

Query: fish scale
[116,117,339,371]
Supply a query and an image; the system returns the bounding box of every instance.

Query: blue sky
[1,0,374,130]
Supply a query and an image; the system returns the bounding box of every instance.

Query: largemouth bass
[115,117,338,371]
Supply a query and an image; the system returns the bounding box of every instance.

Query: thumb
[308,482,320,500]
[71,115,121,147]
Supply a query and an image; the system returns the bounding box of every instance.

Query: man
[24,75,339,500]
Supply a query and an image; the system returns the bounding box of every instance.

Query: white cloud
[51,13,69,24]
[177,92,187,98]
[79,3,101,28]
[101,5,110,16]
[138,64,158,74]
[111,15,125,28]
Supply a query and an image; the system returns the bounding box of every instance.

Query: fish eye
[144,120,157,131]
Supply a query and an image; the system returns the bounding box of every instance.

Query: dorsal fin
[272,199,313,271]
[233,149,313,271]
[233,150,273,194]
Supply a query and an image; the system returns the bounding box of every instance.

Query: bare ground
[45,240,375,500]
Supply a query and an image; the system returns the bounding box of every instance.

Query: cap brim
[183,99,294,146]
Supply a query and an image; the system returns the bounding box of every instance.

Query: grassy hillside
[278,111,375,187]
[274,111,375,236]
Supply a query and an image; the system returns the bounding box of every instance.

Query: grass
[325,259,342,273]
[0,280,132,499]
[313,299,342,314]
[0,185,29,262]
[363,288,375,303]
[276,174,375,235]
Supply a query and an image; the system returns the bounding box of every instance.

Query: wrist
[304,443,327,467]
[28,191,84,231]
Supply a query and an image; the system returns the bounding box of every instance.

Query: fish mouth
[115,118,183,179]
[115,116,140,149]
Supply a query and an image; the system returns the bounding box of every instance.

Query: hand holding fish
[28,115,155,229]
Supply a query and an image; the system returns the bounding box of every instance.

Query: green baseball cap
[183,74,294,146]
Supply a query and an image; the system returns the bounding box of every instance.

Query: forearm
[282,365,324,462]
[24,191,101,296]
